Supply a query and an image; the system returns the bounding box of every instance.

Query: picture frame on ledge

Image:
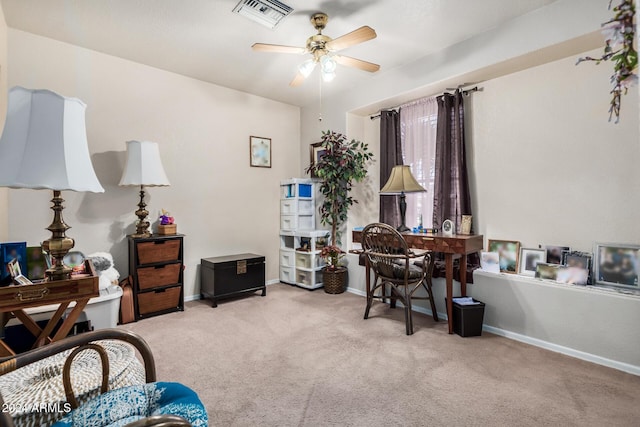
[545,245,571,265]
[249,136,271,168]
[593,242,639,291]
[487,239,520,274]
[519,247,546,277]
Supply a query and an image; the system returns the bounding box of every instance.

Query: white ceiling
[1,0,558,107]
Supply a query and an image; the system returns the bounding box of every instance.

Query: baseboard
[483,325,640,376]
[345,286,639,376]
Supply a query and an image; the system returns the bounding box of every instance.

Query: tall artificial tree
[306,130,373,247]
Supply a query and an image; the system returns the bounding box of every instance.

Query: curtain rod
[369,86,480,120]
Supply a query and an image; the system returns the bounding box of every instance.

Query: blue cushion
[52,382,207,427]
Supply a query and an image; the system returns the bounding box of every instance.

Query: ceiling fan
[252,12,380,86]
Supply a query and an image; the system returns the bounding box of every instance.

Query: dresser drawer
[137,239,180,264]
[137,285,181,316]
[137,263,181,291]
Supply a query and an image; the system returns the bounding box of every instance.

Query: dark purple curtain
[433,90,472,232]
[379,110,402,226]
[433,90,477,281]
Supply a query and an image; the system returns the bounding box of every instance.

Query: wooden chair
[361,223,439,335]
[0,328,207,427]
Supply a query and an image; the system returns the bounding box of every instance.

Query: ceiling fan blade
[325,26,377,52]
[290,72,306,87]
[252,43,306,54]
[335,55,380,73]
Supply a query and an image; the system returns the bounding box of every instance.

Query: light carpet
[120,283,640,426]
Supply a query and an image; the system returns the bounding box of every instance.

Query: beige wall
[0,5,7,241]
[468,48,639,251]
[6,29,301,298]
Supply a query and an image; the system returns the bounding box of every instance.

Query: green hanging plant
[305,130,373,247]
[577,0,638,123]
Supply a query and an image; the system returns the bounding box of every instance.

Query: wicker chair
[0,329,207,427]
[361,223,439,335]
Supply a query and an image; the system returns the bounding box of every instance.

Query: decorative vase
[323,266,347,294]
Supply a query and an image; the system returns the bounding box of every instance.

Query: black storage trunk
[201,253,266,307]
[451,298,485,337]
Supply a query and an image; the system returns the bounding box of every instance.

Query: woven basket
[323,267,347,294]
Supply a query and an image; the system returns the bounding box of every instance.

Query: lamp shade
[0,86,104,192]
[118,140,170,187]
[380,165,425,194]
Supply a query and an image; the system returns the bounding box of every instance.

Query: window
[400,97,438,229]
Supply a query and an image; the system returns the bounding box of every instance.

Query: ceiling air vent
[233,0,294,29]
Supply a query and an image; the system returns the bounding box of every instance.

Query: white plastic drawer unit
[280,249,295,267]
[280,199,314,215]
[295,252,324,269]
[296,269,323,288]
[297,215,314,230]
[280,199,297,215]
[280,266,295,284]
[298,200,314,215]
[280,215,298,231]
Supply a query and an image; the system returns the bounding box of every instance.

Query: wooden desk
[0,261,98,356]
[353,230,483,334]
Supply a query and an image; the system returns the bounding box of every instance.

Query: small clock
[442,219,454,236]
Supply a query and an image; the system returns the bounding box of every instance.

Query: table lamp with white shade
[379,165,426,232]
[0,86,105,281]
[119,140,170,238]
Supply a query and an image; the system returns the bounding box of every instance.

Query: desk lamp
[0,87,105,281]
[380,165,425,232]
[119,140,170,238]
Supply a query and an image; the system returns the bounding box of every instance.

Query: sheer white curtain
[400,96,438,229]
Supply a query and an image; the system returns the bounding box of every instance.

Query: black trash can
[447,297,485,337]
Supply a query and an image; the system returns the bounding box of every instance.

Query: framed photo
[519,248,546,277]
[535,262,559,280]
[249,136,271,168]
[545,245,571,265]
[1,242,27,280]
[487,239,520,274]
[13,274,32,286]
[556,266,589,285]
[564,253,590,269]
[7,258,21,278]
[480,251,500,273]
[26,246,47,280]
[593,242,639,290]
[309,142,326,178]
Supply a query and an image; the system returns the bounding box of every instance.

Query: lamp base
[42,190,75,281]
[130,185,152,238]
[396,225,410,233]
[397,192,410,233]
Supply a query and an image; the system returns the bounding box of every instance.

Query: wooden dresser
[128,234,184,320]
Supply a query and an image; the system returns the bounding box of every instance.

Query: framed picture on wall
[309,142,326,178]
[487,239,521,274]
[249,136,271,168]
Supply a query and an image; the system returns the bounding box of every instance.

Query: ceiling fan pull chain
[318,72,323,123]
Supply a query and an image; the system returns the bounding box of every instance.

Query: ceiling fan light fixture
[321,69,336,82]
[320,54,337,73]
[299,59,317,78]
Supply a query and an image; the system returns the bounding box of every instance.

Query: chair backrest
[361,223,410,279]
